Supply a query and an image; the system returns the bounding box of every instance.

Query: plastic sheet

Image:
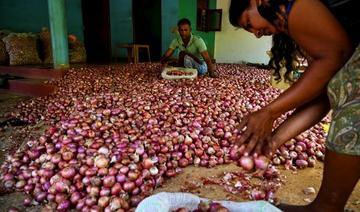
[136,192,282,212]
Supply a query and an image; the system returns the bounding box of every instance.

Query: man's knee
[183,55,193,68]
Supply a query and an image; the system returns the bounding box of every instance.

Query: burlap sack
[0,30,11,65]
[0,41,7,65]
[69,39,86,63]
[38,31,87,64]
[2,33,42,66]
[39,28,53,64]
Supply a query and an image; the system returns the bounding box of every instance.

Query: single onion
[239,156,254,171]
[98,196,110,208]
[60,166,76,179]
[103,176,116,188]
[95,155,109,168]
[123,181,136,192]
[254,155,269,170]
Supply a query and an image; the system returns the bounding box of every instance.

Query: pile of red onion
[174,201,230,212]
[0,64,328,211]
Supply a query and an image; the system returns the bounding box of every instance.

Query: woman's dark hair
[229,0,250,27]
[177,18,191,27]
[229,0,301,82]
[269,33,299,82]
[257,0,300,82]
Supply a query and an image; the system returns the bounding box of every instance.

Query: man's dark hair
[177,18,191,27]
[229,0,250,27]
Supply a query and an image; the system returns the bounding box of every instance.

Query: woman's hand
[236,107,276,156]
[265,93,330,156]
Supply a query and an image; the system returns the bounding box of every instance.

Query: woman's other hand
[236,107,276,156]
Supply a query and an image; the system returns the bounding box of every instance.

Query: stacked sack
[2,32,42,66]
[0,30,11,65]
[68,34,87,63]
[0,27,87,66]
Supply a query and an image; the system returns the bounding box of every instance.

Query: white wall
[215,0,272,64]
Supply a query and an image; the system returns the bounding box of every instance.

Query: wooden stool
[117,44,151,64]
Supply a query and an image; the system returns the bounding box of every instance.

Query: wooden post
[48,0,69,69]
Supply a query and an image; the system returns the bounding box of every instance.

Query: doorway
[132,0,162,61]
[81,0,112,63]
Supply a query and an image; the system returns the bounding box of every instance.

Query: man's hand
[160,62,168,70]
[236,108,275,155]
[160,48,175,66]
[209,70,218,78]
[201,51,218,78]
[208,64,218,78]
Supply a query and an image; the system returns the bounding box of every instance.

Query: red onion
[98,168,109,176]
[57,200,71,211]
[95,155,109,168]
[239,156,254,171]
[70,192,82,204]
[111,183,122,195]
[251,190,266,200]
[295,159,308,169]
[116,174,126,183]
[35,192,47,202]
[135,177,144,186]
[100,187,111,196]
[179,158,189,167]
[119,166,129,174]
[103,176,116,188]
[85,196,97,207]
[142,158,154,169]
[130,195,143,206]
[27,149,40,160]
[109,197,122,211]
[149,167,158,175]
[15,180,26,189]
[229,148,240,160]
[308,156,316,167]
[23,197,32,206]
[254,155,269,170]
[7,207,21,212]
[165,169,176,177]
[54,180,70,193]
[123,181,136,192]
[60,166,76,179]
[51,153,62,164]
[23,183,34,193]
[98,196,110,208]
[108,167,118,176]
[89,186,100,197]
[55,193,67,204]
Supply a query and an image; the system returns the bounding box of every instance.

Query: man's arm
[160,48,175,64]
[201,51,218,77]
